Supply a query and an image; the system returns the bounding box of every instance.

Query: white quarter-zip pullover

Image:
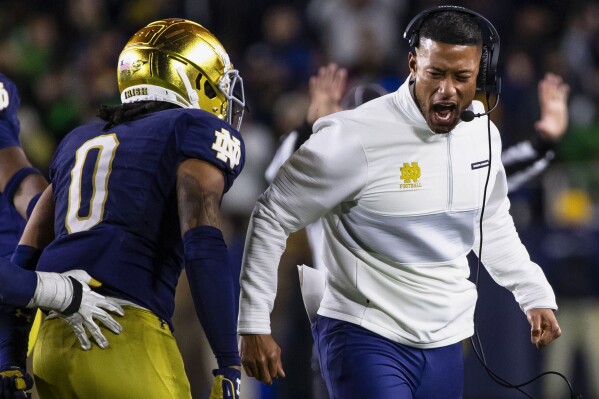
[238,77,557,348]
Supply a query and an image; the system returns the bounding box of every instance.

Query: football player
[0,73,124,398]
[18,19,245,399]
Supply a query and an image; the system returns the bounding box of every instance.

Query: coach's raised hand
[27,269,124,350]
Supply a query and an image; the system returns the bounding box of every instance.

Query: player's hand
[526,308,561,349]
[0,366,33,399]
[30,270,124,350]
[0,73,21,145]
[306,63,348,125]
[535,73,570,142]
[210,367,241,399]
[55,270,124,350]
[240,334,285,385]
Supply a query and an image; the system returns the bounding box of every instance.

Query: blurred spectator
[306,0,407,78]
[499,50,539,147]
[533,170,599,399]
[242,4,316,125]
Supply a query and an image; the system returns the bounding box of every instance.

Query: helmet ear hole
[203,80,218,99]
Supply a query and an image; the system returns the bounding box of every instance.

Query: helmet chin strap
[175,65,200,109]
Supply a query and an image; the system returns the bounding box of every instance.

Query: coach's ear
[408,50,418,78]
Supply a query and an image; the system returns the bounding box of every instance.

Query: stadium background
[1,0,598,397]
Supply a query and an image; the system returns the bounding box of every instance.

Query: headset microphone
[460,96,500,121]
[461,79,502,122]
[460,108,489,122]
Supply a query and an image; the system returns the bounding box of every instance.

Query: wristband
[61,277,83,316]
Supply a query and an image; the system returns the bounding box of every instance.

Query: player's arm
[0,74,48,399]
[305,63,347,128]
[177,158,241,398]
[264,63,347,183]
[17,185,55,251]
[0,187,53,397]
[0,73,48,221]
[535,73,569,143]
[11,186,124,351]
[0,147,48,221]
[503,73,569,192]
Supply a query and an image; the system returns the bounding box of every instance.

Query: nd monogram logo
[400,162,422,189]
[0,83,10,111]
[212,128,241,168]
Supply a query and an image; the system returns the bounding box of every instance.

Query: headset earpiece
[477,46,489,92]
[403,5,501,96]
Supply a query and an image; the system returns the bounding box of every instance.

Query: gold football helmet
[117,18,245,128]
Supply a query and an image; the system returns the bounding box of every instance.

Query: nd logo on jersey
[212,128,241,168]
[0,83,10,111]
[400,162,422,189]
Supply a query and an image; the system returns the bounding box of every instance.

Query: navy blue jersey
[0,73,24,260]
[36,108,245,325]
[0,137,25,259]
[0,196,24,260]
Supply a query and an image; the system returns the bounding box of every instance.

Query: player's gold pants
[32,306,192,399]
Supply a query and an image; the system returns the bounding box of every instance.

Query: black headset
[403,5,500,96]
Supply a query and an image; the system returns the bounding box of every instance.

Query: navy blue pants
[312,316,464,399]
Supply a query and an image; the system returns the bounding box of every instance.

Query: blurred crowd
[2,0,599,398]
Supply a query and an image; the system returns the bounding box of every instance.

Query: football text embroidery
[400,162,422,188]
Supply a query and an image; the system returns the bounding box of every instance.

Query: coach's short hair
[418,11,483,47]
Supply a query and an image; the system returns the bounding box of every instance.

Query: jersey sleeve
[47,135,70,184]
[176,113,245,193]
[0,256,37,308]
